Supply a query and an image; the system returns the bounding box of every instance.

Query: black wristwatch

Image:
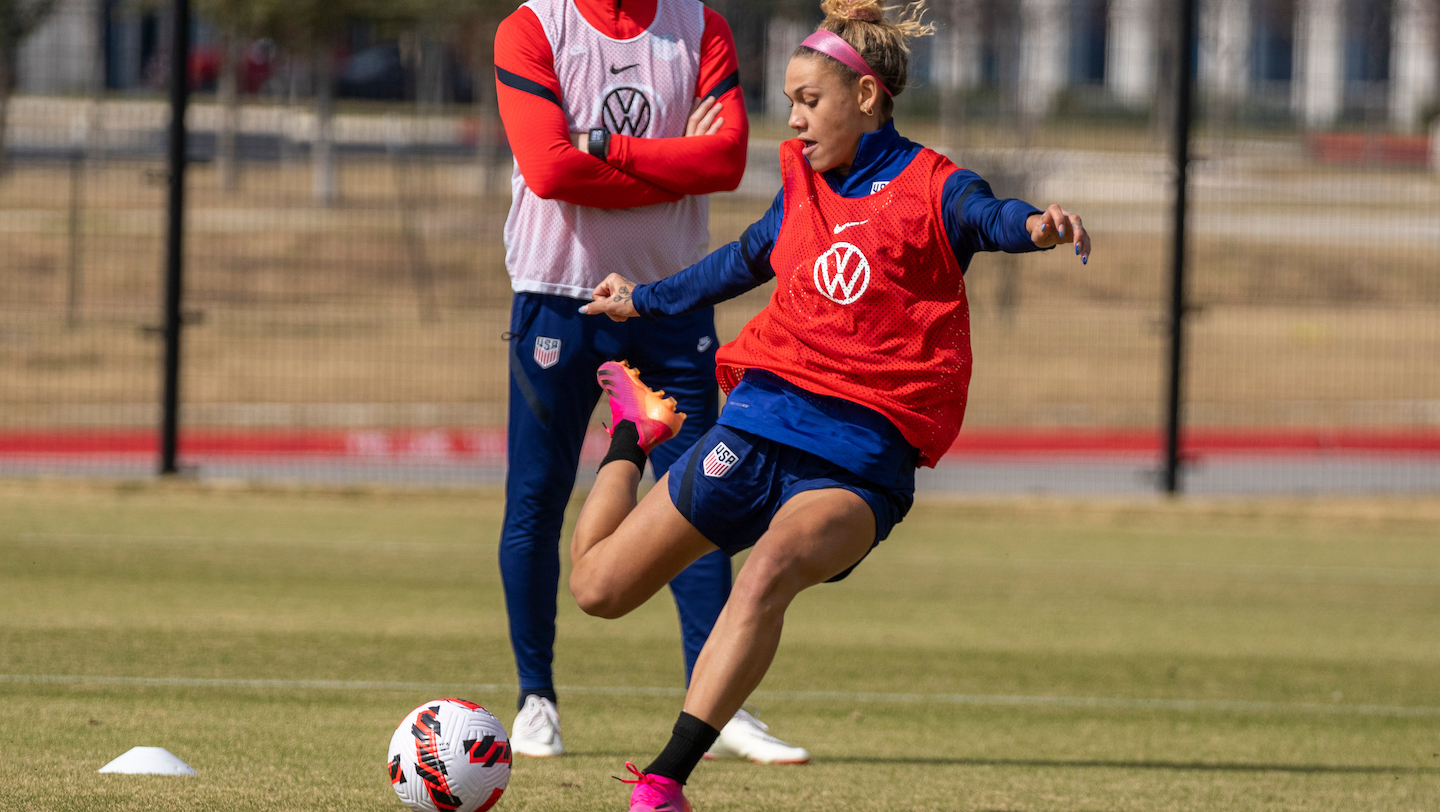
[587,127,610,159]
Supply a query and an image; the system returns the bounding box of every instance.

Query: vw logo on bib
[602,87,652,137]
[812,242,871,305]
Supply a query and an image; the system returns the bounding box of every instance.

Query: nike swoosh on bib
[833,220,869,235]
[610,63,640,74]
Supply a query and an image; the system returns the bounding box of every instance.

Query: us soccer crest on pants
[534,337,561,369]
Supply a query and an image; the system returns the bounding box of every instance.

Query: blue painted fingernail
[1082,256,1088,265]
[1075,245,1079,254]
[578,306,587,313]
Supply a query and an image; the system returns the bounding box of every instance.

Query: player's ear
[857,76,879,117]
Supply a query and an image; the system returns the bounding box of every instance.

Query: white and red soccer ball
[388,699,511,812]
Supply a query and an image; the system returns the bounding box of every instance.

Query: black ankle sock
[517,688,557,711]
[642,711,720,785]
[599,420,648,473]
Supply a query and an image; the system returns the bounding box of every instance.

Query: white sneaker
[705,707,810,765]
[510,695,564,758]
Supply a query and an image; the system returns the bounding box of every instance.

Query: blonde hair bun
[821,0,884,22]
[819,0,932,33]
[805,0,935,109]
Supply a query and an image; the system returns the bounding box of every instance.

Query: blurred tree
[196,0,266,192]
[440,0,513,193]
[0,0,59,175]
[706,0,787,112]
[252,0,495,203]
[250,0,382,205]
[937,0,979,151]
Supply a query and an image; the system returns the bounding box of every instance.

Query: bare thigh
[569,473,720,619]
[738,487,878,595]
[681,487,878,727]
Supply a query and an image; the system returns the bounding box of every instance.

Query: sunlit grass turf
[1,479,1438,811]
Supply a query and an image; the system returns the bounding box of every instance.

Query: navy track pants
[499,292,732,699]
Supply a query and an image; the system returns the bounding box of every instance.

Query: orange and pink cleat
[597,361,686,453]
[620,762,693,812]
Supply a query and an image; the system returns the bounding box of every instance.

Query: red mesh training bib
[716,140,971,467]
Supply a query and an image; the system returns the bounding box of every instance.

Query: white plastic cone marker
[97,747,197,775]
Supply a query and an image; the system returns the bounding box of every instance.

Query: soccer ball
[387,699,511,812]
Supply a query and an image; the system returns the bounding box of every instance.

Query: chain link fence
[1,0,1437,493]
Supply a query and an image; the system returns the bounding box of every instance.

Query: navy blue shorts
[666,426,913,582]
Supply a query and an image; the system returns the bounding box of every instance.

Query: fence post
[66,148,84,329]
[160,0,190,476]
[1163,0,1197,494]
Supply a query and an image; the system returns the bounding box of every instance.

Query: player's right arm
[495,7,683,209]
[583,189,784,322]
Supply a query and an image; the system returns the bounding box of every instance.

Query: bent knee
[569,571,631,619]
[729,557,807,615]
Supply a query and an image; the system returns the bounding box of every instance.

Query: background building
[14,0,1439,130]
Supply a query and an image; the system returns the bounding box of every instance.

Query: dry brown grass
[2,159,1437,430]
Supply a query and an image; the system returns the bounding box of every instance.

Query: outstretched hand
[1027,204,1091,265]
[579,273,640,322]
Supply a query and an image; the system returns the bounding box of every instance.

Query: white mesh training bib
[505,0,710,300]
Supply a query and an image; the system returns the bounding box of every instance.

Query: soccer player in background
[571,0,1092,808]
[493,0,808,763]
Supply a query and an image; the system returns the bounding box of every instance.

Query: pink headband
[800,30,893,96]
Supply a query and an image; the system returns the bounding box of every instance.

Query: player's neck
[573,0,659,39]
[829,118,892,178]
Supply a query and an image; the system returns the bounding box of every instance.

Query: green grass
[2,480,1439,811]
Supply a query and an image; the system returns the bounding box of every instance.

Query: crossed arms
[494,4,749,209]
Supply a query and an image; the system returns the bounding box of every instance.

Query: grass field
[2,480,1439,811]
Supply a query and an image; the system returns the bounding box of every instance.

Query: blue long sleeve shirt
[633,120,1045,321]
[630,122,1047,488]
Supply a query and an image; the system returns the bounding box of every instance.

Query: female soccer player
[492,0,807,765]
[572,1,1091,808]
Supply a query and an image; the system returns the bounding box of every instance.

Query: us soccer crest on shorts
[533,337,561,369]
[702,442,739,478]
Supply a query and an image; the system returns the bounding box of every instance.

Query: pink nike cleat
[620,762,693,812]
[597,361,686,453]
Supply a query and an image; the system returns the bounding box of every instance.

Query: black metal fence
[1,0,1437,494]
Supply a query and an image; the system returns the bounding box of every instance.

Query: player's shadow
[822,755,1440,775]
[571,752,1439,775]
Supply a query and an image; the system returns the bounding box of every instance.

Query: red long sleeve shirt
[494,0,748,209]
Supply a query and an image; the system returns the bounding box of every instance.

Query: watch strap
[587,127,609,159]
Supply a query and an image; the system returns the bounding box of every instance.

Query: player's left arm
[598,9,749,196]
[1027,205,1091,264]
[944,170,1091,264]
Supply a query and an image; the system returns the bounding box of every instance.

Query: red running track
[3,428,1439,462]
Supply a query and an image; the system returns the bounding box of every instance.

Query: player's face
[784,55,881,174]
